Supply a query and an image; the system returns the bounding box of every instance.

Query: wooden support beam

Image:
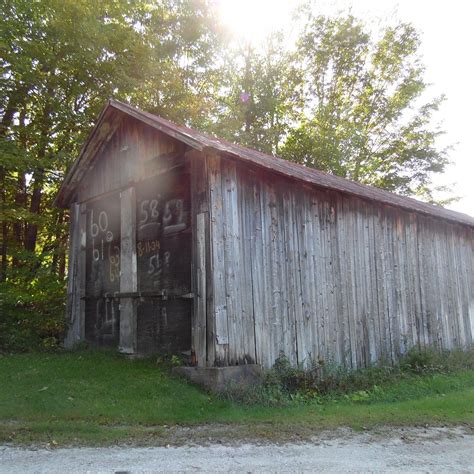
[119,187,137,353]
[207,153,229,365]
[194,212,208,367]
[64,202,82,347]
[77,206,87,342]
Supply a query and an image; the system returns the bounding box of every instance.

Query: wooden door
[135,168,192,354]
[84,193,121,346]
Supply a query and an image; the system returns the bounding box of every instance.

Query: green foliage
[0,260,66,352]
[209,33,302,154]
[280,15,449,198]
[400,346,474,374]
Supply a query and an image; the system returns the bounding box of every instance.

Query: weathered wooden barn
[56,99,474,370]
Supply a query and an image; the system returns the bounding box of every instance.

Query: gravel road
[1,426,473,473]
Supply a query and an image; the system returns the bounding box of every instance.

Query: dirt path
[1,426,473,473]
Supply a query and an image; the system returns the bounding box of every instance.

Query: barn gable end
[64,113,197,357]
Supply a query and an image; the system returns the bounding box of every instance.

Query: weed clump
[220,346,474,407]
[400,347,474,374]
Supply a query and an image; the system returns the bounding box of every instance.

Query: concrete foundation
[173,365,263,392]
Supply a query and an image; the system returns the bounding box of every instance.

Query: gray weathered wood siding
[76,118,185,204]
[63,111,473,369]
[207,153,474,369]
[66,117,194,354]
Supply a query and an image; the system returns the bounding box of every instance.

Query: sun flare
[216,0,298,44]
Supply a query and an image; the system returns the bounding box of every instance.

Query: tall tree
[280,15,449,198]
[209,34,302,155]
[0,0,221,350]
[0,0,220,275]
[127,0,223,127]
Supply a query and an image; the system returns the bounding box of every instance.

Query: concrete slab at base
[173,365,263,392]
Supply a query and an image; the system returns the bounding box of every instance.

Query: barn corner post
[64,201,86,348]
[119,186,137,354]
[206,151,230,366]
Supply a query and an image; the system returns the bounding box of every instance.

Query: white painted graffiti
[138,197,187,235]
[89,208,120,283]
[147,250,171,286]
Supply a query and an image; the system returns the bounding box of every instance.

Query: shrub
[0,266,66,353]
[220,347,474,407]
[400,346,474,374]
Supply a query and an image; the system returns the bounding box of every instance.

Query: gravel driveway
[1,426,473,473]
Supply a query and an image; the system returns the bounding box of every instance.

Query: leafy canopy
[279,15,449,198]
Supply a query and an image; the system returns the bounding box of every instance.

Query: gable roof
[56,99,474,228]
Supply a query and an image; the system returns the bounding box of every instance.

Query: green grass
[0,350,473,445]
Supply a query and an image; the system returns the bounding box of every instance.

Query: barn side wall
[207,153,474,369]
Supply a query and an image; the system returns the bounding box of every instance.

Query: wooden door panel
[84,193,121,346]
[135,169,192,354]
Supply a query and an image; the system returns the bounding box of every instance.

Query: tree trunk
[0,85,30,275]
[58,246,66,279]
[25,96,52,253]
[12,173,26,266]
[0,226,7,282]
[13,109,27,261]
[24,177,43,252]
[243,44,253,136]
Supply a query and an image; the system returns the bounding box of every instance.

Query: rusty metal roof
[56,99,474,227]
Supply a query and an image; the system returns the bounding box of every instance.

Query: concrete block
[173,365,263,392]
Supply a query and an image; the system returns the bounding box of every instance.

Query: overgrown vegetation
[0,265,65,352]
[221,347,474,406]
[0,348,473,445]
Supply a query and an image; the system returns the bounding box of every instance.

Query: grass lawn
[0,350,473,445]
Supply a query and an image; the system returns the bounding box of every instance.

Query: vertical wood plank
[221,160,243,364]
[279,186,298,366]
[194,212,208,366]
[283,189,303,365]
[261,178,283,366]
[190,150,210,366]
[207,153,228,365]
[78,205,87,343]
[238,171,258,364]
[64,203,81,347]
[119,186,137,354]
[250,176,268,366]
[295,191,314,365]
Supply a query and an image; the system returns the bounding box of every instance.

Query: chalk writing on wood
[136,173,190,294]
[147,250,171,287]
[137,197,187,237]
[84,193,121,347]
[137,239,160,257]
[135,171,192,354]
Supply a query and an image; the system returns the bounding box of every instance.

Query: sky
[217,0,474,216]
